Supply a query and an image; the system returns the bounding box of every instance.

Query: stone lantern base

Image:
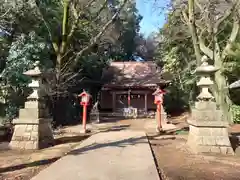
[187,120,234,155]
[10,119,54,150]
[9,101,54,150]
[187,102,234,155]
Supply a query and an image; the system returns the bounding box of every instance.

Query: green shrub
[232,105,240,124]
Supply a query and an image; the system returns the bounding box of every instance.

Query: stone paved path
[31,130,160,180]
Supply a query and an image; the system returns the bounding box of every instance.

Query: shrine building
[100,61,168,114]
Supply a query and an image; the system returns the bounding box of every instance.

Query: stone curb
[146,134,169,180]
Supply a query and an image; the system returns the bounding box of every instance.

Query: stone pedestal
[90,102,100,124]
[10,118,53,150]
[90,112,100,124]
[9,62,54,150]
[187,102,234,155]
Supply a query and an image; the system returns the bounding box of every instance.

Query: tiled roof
[102,61,166,87]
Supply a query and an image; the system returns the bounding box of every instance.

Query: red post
[128,89,131,107]
[153,88,166,132]
[78,90,91,133]
[82,104,87,133]
[157,103,162,130]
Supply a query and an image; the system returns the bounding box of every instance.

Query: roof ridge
[110,61,155,64]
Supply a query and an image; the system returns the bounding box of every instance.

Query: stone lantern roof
[23,61,42,77]
[196,56,217,101]
[196,56,219,74]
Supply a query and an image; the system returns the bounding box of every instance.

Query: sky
[136,0,169,36]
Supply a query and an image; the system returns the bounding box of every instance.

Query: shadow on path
[0,125,132,174]
[68,135,147,155]
[55,135,89,145]
[96,124,130,133]
[0,133,148,173]
[0,157,59,174]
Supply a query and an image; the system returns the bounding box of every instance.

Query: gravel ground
[149,135,240,180]
[0,114,239,180]
[0,130,89,180]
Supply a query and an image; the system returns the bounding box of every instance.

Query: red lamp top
[78,91,91,98]
[78,90,92,105]
[153,88,166,104]
[152,88,166,96]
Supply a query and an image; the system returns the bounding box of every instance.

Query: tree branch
[181,6,189,23]
[195,0,203,11]
[60,55,75,76]
[86,0,97,7]
[74,0,128,62]
[0,8,11,18]
[195,19,205,29]
[62,70,84,86]
[222,15,240,59]
[214,35,220,59]
[34,0,59,53]
[187,0,201,65]
[180,13,187,24]
[67,0,96,43]
[199,28,213,59]
[213,9,232,33]
[92,0,108,22]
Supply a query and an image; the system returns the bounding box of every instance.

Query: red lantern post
[78,90,91,133]
[153,88,166,132]
[127,89,131,107]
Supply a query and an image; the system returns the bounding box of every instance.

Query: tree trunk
[52,96,69,127]
[214,57,233,124]
[188,0,201,66]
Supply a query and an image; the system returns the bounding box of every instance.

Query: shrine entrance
[112,90,153,113]
[99,61,168,115]
[116,93,145,109]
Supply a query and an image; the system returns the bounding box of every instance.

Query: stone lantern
[9,61,54,150]
[187,56,234,155]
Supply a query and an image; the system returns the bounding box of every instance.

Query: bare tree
[180,0,240,123]
[34,0,129,97]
